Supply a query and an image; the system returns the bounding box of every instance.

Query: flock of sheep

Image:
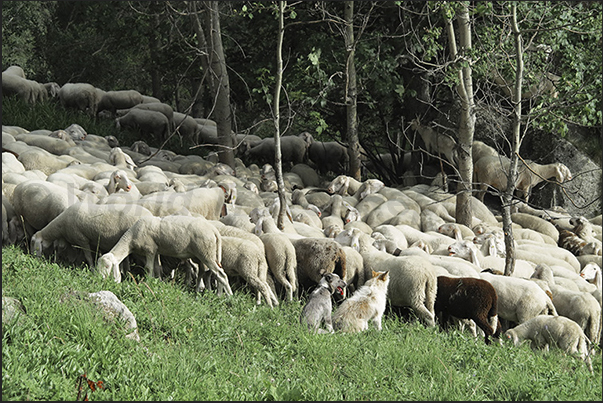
[2,65,602,371]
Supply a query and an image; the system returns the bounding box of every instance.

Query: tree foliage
[2,1,601,177]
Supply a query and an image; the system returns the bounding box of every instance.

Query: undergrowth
[2,244,601,401]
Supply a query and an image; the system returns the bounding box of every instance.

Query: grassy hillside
[2,244,601,401]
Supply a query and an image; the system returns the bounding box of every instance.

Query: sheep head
[97,253,121,283]
[555,163,572,183]
[448,240,480,267]
[327,175,349,195]
[580,263,602,289]
[30,232,52,258]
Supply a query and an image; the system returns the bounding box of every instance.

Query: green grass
[2,244,601,401]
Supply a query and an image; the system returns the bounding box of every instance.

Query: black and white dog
[299,272,347,334]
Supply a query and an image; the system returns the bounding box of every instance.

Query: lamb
[435,276,501,344]
[479,271,557,329]
[97,215,232,295]
[326,175,363,196]
[30,202,154,268]
[548,283,601,345]
[371,224,408,252]
[335,228,437,327]
[353,193,388,221]
[219,236,279,308]
[340,245,367,295]
[394,224,457,255]
[421,208,447,233]
[504,315,593,372]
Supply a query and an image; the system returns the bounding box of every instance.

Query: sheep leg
[270,269,293,302]
[473,315,495,345]
[414,305,436,327]
[204,260,233,296]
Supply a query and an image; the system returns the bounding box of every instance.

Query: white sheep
[474,155,571,204]
[516,241,581,272]
[12,180,87,237]
[447,239,536,278]
[335,228,437,326]
[437,222,475,242]
[109,147,137,170]
[570,216,602,255]
[548,283,601,345]
[371,224,408,252]
[479,271,557,328]
[97,215,232,296]
[30,202,154,268]
[219,236,279,308]
[259,231,298,302]
[504,315,592,372]
[511,212,560,243]
[409,118,458,167]
[580,263,602,307]
[137,186,230,219]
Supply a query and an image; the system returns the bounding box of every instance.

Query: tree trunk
[344,1,361,181]
[204,1,234,168]
[149,12,164,102]
[502,3,524,277]
[274,1,288,230]
[446,2,475,228]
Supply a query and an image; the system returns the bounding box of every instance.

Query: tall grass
[2,245,601,401]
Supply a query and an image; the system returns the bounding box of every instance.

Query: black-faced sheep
[435,276,501,344]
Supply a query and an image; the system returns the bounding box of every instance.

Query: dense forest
[2,1,602,214]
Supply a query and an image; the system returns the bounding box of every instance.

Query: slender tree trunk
[344,1,361,181]
[446,2,475,228]
[274,1,288,230]
[149,13,164,102]
[502,3,524,276]
[204,1,234,168]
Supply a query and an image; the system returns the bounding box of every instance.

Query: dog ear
[378,271,389,281]
[371,269,378,278]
